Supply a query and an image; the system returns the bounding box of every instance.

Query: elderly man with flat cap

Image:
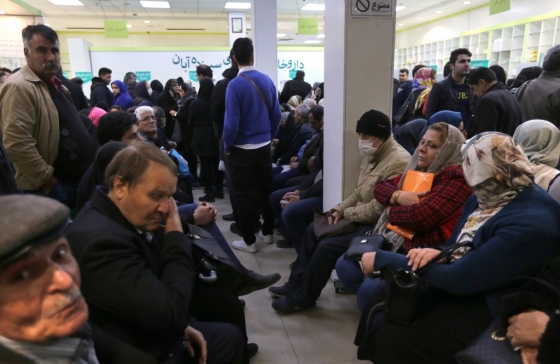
[0,195,156,364]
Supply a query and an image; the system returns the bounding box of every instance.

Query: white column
[67,38,93,93]
[228,12,248,47]
[250,0,278,87]
[323,0,396,209]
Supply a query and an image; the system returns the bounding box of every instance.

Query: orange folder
[386,170,435,240]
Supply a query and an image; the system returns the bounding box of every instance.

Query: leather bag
[344,230,390,261]
[313,210,357,240]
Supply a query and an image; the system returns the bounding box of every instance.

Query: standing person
[425,48,475,127]
[189,77,222,202]
[0,24,97,208]
[405,67,436,122]
[398,68,409,83]
[133,80,153,106]
[90,67,114,108]
[150,79,164,106]
[123,71,137,98]
[111,80,134,110]
[176,81,198,183]
[489,64,507,85]
[159,78,181,138]
[279,70,312,103]
[196,64,214,81]
[509,66,543,95]
[392,64,426,120]
[57,68,88,111]
[224,37,282,253]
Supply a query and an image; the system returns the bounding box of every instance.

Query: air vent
[66,27,104,30]
[278,38,294,41]
[166,28,205,31]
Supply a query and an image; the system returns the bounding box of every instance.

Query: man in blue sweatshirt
[224,38,282,253]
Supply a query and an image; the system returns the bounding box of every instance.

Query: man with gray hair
[276,103,314,166]
[519,44,560,127]
[135,105,171,150]
[0,24,98,208]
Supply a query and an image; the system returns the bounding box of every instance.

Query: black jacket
[279,77,312,103]
[0,140,18,195]
[272,111,297,162]
[189,98,218,156]
[60,75,89,111]
[278,120,314,165]
[298,131,323,175]
[159,80,180,138]
[297,139,323,200]
[212,66,239,139]
[66,188,195,363]
[466,82,523,138]
[90,77,114,108]
[425,77,476,121]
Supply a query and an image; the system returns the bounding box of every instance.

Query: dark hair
[127,106,138,114]
[443,62,452,78]
[412,64,426,77]
[153,106,165,120]
[105,142,178,189]
[427,122,449,143]
[467,67,497,85]
[399,68,409,75]
[12,67,21,74]
[295,70,305,79]
[97,111,138,145]
[309,105,324,121]
[123,72,136,85]
[232,38,254,66]
[0,67,12,73]
[543,44,560,71]
[489,65,506,84]
[180,82,190,92]
[99,67,112,76]
[95,101,109,112]
[110,105,123,112]
[449,48,472,65]
[70,77,83,86]
[22,24,59,49]
[196,64,213,78]
[0,72,5,78]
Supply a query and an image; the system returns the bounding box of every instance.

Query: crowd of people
[0,22,560,364]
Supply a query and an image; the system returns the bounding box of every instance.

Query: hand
[327,211,342,225]
[164,198,183,234]
[273,138,280,146]
[290,156,298,163]
[406,248,441,271]
[193,202,215,226]
[520,347,539,364]
[170,110,178,117]
[308,156,315,169]
[361,252,376,277]
[289,161,298,170]
[226,152,230,156]
[282,190,300,199]
[507,311,550,348]
[282,195,300,208]
[184,326,207,364]
[397,191,429,206]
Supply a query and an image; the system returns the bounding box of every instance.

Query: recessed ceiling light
[318,27,323,29]
[127,24,132,28]
[45,23,51,26]
[463,1,471,3]
[316,34,325,38]
[302,4,325,11]
[398,23,404,26]
[277,33,286,37]
[48,0,84,5]
[224,2,251,9]
[140,1,170,8]
[0,10,5,14]
[416,17,423,20]
[435,10,442,13]
[304,40,321,44]
[396,5,406,11]
[144,20,150,23]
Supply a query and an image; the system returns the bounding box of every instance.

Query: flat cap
[0,195,70,267]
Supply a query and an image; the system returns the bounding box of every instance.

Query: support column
[228,12,248,47]
[250,0,277,87]
[67,38,93,94]
[323,0,396,209]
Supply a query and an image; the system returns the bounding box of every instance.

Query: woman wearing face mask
[336,122,472,311]
[269,110,411,314]
[133,80,153,106]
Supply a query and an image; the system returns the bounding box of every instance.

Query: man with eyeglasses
[135,106,171,150]
[425,48,476,129]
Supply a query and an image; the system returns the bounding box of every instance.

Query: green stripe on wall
[89,46,325,52]
[10,0,42,16]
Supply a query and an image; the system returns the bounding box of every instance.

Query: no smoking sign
[350,0,395,18]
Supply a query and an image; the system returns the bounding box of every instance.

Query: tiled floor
[192,188,369,364]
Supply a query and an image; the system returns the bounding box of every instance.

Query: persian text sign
[75,71,92,83]
[298,18,318,35]
[490,0,510,15]
[351,0,394,18]
[104,20,129,39]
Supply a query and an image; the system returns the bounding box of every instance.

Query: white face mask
[147,88,153,95]
[359,139,378,156]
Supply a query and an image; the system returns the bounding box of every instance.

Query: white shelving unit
[395,15,560,78]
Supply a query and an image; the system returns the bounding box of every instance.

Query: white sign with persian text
[0,36,25,57]
[350,0,395,18]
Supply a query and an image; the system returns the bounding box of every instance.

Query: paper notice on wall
[0,36,25,57]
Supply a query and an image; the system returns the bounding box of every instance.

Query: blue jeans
[272,168,301,191]
[270,187,296,233]
[283,196,322,251]
[335,255,387,312]
[178,204,241,264]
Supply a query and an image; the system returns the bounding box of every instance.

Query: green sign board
[289,69,298,79]
[298,18,318,35]
[136,71,151,81]
[490,0,510,15]
[75,71,93,84]
[189,71,198,83]
[63,71,68,78]
[471,60,490,68]
[104,20,129,38]
[427,65,438,72]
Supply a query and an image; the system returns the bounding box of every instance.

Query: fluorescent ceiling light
[45,23,51,26]
[463,1,471,3]
[304,40,321,44]
[302,4,325,11]
[127,24,132,28]
[144,20,150,23]
[416,17,423,20]
[140,1,170,8]
[0,10,5,14]
[48,0,84,5]
[277,33,286,37]
[398,23,404,26]
[435,10,442,13]
[396,5,406,11]
[316,34,325,38]
[318,27,323,29]
[224,2,251,9]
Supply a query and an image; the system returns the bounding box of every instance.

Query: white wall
[0,15,38,70]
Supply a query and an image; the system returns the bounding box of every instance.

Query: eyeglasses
[140,116,157,122]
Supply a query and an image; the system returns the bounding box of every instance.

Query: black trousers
[226,144,275,244]
[199,155,221,196]
[186,320,247,364]
[289,223,374,303]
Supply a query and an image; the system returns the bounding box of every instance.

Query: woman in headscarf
[123,72,137,99]
[354,133,560,364]
[407,67,436,120]
[133,80,153,106]
[287,95,300,110]
[394,118,427,155]
[176,81,198,185]
[337,122,472,310]
[513,119,560,202]
[111,80,134,110]
[419,110,465,139]
[189,77,221,202]
[88,106,107,128]
[149,79,164,106]
[158,78,181,138]
[272,106,298,163]
[509,66,543,94]
[489,64,507,84]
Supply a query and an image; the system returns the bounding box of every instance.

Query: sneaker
[272,294,316,314]
[258,231,273,244]
[232,239,258,253]
[276,239,294,248]
[222,213,235,221]
[268,282,298,298]
[198,194,215,202]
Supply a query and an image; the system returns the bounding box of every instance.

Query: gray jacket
[520,71,560,127]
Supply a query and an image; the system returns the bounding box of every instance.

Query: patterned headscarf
[513,119,560,168]
[287,95,300,109]
[462,133,534,209]
[411,67,435,114]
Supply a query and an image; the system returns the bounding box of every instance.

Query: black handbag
[382,241,471,326]
[344,230,390,261]
[393,91,413,125]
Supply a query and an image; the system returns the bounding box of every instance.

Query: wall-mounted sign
[427,65,438,72]
[136,71,151,81]
[231,18,243,33]
[74,71,93,83]
[63,71,69,78]
[298,18,318,35]
[471,60,490,68]
[104,20,129,39]
[351,0,395,18]
[189,70,198,83]
[490,0,510,15]
[289,69,298,79]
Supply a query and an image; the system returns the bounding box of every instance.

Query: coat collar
[89,186,143,236]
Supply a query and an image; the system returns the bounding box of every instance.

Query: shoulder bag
[239,73,271,113]
[393,89,414,126]
[313,209,357,240]
[344,230,390,261]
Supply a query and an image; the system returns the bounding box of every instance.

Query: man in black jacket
[425,48,476,126]
[466,67,523,137]
[280,70,312,103]
[0,140,18,195]
[57,69,89,111]
[66,143,247,364]
[90,67,114,108]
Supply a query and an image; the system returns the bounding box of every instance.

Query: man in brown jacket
[0,25,97,207]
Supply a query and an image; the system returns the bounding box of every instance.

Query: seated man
[0,195,156,364]
[97,111,142,145]
[275,104,314,166]
[135,106,171,150]
[66,143,256,363]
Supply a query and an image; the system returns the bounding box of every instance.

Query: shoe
[289,261,295,270]
[198,194,215,202]
[230,222,263,236]
[232,239,258,253]
[268,282,297,298]
[223,213,235,221]
[239,298,246,308]
[272,294,316,314]
[276,239,294,248]
[214,191,224,199]
[246,343,258,359]
[258,231,273,244]
[237,271,281,296]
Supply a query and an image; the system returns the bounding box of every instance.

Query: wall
[0,15,39,70]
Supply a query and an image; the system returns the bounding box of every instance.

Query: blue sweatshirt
[223,68,282,153]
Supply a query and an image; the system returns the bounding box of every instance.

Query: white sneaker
[258,231,273,244]
[232,239,258,253]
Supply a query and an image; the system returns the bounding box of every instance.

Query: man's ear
[23,47,29,60]
[112,176,128,200]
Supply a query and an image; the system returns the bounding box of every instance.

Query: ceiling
[0,0,490,44]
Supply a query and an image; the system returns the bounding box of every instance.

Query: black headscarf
[159,79,180,137]
[134,81,151,101]
[198,77,214,102]
[150,80,164,106]
[160,79,180,103]
[509,67,543,90]
[489,65,507,84]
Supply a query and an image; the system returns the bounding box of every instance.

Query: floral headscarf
[462,133,534,209]
[411,67,435,114]
[288,95,300,110]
